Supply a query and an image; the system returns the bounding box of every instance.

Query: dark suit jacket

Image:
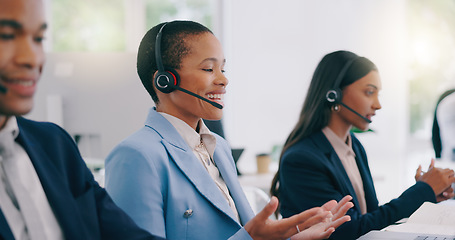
[278,130,436,240]
[0,117,162,240]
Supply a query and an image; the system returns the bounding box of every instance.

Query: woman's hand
[415,159,455,202]
[290,195,353,240]
[244,196,353,240]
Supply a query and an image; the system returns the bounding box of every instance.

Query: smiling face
[329,70,382,137]
[0,0,46,127]
[155,32,228,129]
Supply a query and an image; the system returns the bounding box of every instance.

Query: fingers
[255,196,279,222]
[420,167,455,196]
[290,207,330,230]
[415,165,422,181]
[328,215,351,229]
[243,197,280,239]
[323,195,353,221]
[428,158,435,170]
[438,186,455,202]
[310,226,336,240]
[322,227,336,238]
[332,198,354,221]
[321,199,337,212]
[298,209,332,230]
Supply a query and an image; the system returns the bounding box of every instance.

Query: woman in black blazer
[270,50,455,239]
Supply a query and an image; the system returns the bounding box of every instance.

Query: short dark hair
[137,20,213,104]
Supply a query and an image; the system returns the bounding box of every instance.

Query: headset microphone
[340,101,371,123]
[154,23,223,109]
[326,58,372,123]
[174,86,223,109]
[0,85,7,94]
[155,72,223,109]
[0,75,8,94]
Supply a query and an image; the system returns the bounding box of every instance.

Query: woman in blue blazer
[270,50,455,239]
[105,21,353,240]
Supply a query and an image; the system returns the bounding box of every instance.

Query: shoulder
[107,126,169,167]
[17,117,76,148]
[283,131,328,161]
[17,117,67,135]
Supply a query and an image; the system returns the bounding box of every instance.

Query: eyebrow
[0,19,22,28]
[367,84,379,89]
[0,19,47,30]
[202,57,226,64]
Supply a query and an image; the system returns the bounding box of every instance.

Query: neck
[327,117,351,141]
[156,107,200,131]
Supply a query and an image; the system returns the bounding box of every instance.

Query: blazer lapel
[162,139,240,223]
[311,132,363,213]
[0,211,14,240]
[351,137,378,211]
[212,147,254,225]
[146,109,241,224]
[15,127,89,239]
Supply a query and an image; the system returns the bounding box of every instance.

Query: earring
[332,104,340,112]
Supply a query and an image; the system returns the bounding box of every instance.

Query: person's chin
[11,100,34,116]
[204,111,223,121]
[354,123,370,132]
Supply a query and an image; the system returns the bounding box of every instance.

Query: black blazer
[0,117,162,240]
[278,130,436,239]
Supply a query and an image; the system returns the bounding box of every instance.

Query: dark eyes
[0,33,14,40]
[202,69,226,73]
[366,89,376,96]
[0,33,44,43]
[34,36,45,43]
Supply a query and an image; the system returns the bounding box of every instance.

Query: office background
[28,0,455,204]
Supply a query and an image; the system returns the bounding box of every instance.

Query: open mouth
[3,78,35,87]
[207,93,224,101]
[0,74,37,96]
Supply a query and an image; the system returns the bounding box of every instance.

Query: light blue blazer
[105,108,255,240]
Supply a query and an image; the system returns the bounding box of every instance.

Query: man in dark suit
[0,0,162,239]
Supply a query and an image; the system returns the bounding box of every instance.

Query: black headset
[152,22,223,109]
[325,57,372,123]
[325,57,357,104]
[154,23,180,94]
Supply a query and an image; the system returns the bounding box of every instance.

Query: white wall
[27,53,154,159]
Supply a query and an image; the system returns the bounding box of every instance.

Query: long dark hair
[270,50,377,201]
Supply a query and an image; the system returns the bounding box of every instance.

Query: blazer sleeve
[278,141,436,239]
[105,138,167,239]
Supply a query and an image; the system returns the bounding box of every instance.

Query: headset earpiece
[326,88,342,104]
[154,68,180,93]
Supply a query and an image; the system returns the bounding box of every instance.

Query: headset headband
[333,57,357,90]
[155,23,168,73]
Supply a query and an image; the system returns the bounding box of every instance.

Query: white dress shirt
[0,117,63,240]
[323,127,367,214]
[159,112,240,221]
